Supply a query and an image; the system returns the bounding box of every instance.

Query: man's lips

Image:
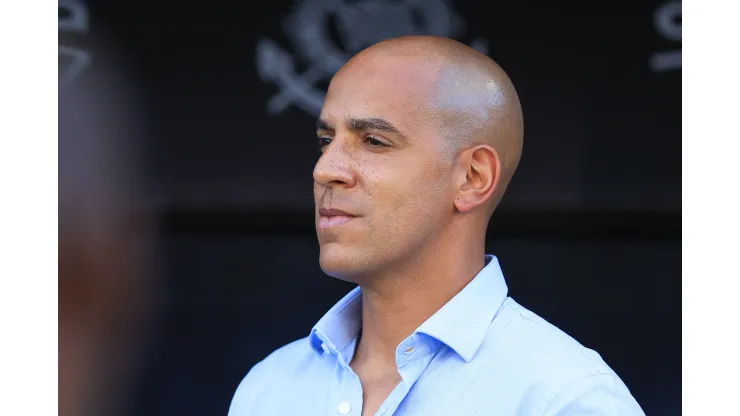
[318,207,357,229]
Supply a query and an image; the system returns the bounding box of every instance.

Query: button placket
[335,360,362,416]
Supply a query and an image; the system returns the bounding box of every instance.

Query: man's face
[314,56,457,281]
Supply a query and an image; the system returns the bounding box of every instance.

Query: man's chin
[318,244,366,282]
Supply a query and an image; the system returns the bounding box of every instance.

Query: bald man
[229,36,644,416]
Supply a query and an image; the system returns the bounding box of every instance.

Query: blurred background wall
[59,0,680,414]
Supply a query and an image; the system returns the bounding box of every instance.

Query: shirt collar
[309,286,363,355]
[415,255,508,362]
[309,255,509,363]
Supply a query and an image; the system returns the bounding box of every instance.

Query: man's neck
[350,243,486,369]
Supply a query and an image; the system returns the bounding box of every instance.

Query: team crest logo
[650,1,681,73]
[59,0,92,84]
[256,0,488,116]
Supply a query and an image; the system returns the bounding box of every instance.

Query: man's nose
[313,139,356,188]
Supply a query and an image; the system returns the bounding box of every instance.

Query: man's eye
[318,137,332,148]
[364,136,388,147]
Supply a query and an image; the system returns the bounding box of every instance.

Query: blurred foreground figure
[59,54,153,416]
[230,36,645,416]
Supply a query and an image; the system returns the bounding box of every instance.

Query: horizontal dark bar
[159,207,681,239]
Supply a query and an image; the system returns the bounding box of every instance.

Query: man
[229,36,644,415]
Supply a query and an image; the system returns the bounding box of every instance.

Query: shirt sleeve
[227,360,266,416]
[539,373,646,416]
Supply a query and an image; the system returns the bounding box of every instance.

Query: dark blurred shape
[58,39,155,416]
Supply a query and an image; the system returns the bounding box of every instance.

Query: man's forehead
[322,58,440,126]
[330,56,439,99]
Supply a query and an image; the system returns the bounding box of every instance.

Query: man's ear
[454,145,501,213]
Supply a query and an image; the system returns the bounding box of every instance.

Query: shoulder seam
[579,349,609,375]
[504,302,604,374]
[503,302,547,329]
[537,373,615,416]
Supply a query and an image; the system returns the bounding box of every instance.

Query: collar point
[457,349,477,364]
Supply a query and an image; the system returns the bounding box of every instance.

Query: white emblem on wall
[256,0,488,116]
[59,0,92,83]
[650,1,681,73]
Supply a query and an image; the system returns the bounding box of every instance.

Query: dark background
[60,0,681,414]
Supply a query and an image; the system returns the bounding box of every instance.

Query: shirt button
[404,345,416,355]
[337,401,351,414]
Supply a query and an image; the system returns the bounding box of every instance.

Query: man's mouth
[318,207,357,229]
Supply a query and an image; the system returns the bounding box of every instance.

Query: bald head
[315,36,523,279]
[336,36,523,210]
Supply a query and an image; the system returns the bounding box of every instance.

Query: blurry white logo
[650,1,681,73]
[59,0,92,84]
[257,0,488,116]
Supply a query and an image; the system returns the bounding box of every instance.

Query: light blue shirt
[229,255,644,415]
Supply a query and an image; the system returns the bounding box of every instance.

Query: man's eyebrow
[317,117,407,142]
[316,118,332,131]
[346,117,400,134]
